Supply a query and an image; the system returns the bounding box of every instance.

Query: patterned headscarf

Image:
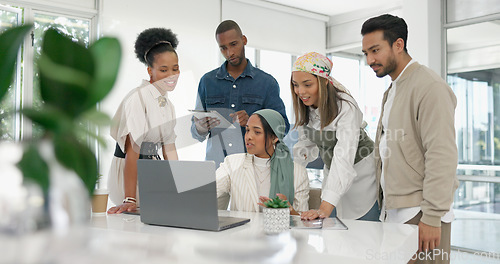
[292,52,347,92]
[253,109,294,205]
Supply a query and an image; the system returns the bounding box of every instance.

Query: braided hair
[134,28,179,66]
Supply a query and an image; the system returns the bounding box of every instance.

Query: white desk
[1,210,417,263]
[86,210,418,264]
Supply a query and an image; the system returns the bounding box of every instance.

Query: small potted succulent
[262,196,290,234]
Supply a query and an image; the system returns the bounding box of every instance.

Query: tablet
[290,215,323,229]
[189,110,236,129]
[322,217,348,230]
[290,216,348,230]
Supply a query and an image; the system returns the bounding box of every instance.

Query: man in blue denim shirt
[191,20,289,168]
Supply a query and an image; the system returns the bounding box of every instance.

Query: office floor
[451,209,500,263]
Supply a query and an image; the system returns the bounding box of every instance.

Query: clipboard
[189,110,236,129]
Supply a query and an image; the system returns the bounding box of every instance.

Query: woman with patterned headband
[107,28,180,214]
[291,52,380,221]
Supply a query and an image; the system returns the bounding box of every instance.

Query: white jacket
[216,153,309,212]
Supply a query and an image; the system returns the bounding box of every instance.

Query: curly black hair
[134,28,179,66]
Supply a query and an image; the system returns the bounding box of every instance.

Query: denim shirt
[191,60,290,167]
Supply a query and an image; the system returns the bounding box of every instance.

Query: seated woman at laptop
[107,28,180,214]
[216,109,309,214]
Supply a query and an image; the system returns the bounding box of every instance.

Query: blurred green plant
[263,196,290,208]
[0,25,121,196]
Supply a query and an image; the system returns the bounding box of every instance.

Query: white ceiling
[263,0,402,17]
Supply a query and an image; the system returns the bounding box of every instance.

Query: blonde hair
[291,75,349,131]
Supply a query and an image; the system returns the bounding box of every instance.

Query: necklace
[158,96,167,107]
[253,156,270,184]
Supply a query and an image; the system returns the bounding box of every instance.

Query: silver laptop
[136,159,250,231]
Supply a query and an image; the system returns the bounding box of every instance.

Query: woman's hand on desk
[107,202,137,214]
[301,201,335,220]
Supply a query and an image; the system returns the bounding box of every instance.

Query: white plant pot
[263,207,290,234]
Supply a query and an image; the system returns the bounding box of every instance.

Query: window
[258,49,294,122]
[0,5,22,141]
[449,71,500,165]
[0,3,95,141]
[330,54,390,139]
[31,12,91,139]
[445,5,500,253]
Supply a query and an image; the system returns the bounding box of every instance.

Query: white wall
[402,0,442,75]
[326,5,402,54]
[99,0,221,182]
[222,0,327,55]
[326,0,443,76]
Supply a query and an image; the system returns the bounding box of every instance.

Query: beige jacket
[374,62,459,227]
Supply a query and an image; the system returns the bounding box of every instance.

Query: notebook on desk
[136,159,250,231]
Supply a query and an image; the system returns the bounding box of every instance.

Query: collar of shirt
[309,107,321,122]
[252,154,270,167]
[391,59,416,86]
[142,80,168,99]
[306,93,359,131]
[215,59,256,80]
[141,79,169,107]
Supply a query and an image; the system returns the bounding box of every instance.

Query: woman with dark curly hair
[107,28,180,214]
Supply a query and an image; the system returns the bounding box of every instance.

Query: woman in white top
[216,109,309,214]
[292,52,379,221]
[107,28,180,214]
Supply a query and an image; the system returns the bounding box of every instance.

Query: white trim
[456,175,500,184]
[444,11,500,28]
[447,63,500,74]
[457,164,500,172]
[0,0,97,17]
[326,42,361,54]
[232,0,330,22]
[21,7,34,140]
[33,9,94,24]
[0,3,21,13]
[327,4,402,26]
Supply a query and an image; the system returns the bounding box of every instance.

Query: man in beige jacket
[361,14,458,264]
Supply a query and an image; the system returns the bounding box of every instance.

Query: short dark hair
[215,20,243,37]
[361,14,408,53]
[135,27,179,66]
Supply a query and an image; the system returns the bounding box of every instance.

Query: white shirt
[253,155,271,197]
[107,80,177,206]
[379,60,454,223]
[293,93,377,219]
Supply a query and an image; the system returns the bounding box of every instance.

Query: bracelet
[123,197,137,204]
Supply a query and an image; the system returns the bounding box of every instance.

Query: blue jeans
[330,201,380,221]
